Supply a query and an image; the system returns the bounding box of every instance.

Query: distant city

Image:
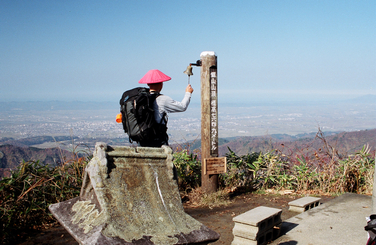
[0,96,375,148]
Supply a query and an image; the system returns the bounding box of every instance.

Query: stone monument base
[49,143,219,245]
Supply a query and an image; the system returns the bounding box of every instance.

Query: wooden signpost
[200,51,225,193]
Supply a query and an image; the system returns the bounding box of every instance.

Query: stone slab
[288,196,321,213]
[49,197,218,245]
[233,206,282,229]
[232,221,281,240]
[232,225,281,245]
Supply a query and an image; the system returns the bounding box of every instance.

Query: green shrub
[0,158,88,244]
[220,144,375,195]
[220,147,259,189]
[336,144,374,194]
[253,151,290,190]
[173,150,201,190]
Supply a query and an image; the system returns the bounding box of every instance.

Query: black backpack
[119,87,161,143]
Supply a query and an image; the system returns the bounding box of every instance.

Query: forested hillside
[0,145,78,178]
[218,128,376,156]
[1,128,375,179]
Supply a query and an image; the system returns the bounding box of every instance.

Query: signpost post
[200,51,224,193]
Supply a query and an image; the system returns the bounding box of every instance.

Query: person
[138,69,194,147]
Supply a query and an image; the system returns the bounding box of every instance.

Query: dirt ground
[16,192,334,245]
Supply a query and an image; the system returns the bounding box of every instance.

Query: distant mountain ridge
[174,129,376,157]
[217,129,376,157]
[1,129,375,179]
[0,145,79,179]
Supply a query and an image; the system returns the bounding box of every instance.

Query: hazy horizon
[1,96,375,142]
[0,92,375,107]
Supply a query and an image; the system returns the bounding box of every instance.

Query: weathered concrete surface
[288,196,321,213]
[232,206,282,245]
[49,143,219,245]
[270,193,371,245]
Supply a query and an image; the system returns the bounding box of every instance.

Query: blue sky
[1,0,375,104]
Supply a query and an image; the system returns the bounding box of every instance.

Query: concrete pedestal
[49,143,219,245]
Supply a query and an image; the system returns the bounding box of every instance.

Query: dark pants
[139,125,168,148]
[139,138,168,147]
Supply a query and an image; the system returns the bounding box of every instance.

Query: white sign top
[200,51,216,57]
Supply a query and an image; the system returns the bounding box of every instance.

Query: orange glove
[116,113,122,123]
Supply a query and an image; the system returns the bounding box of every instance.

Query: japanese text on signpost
[210,67,218,157]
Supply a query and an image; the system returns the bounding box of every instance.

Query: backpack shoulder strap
[149,92,167,124]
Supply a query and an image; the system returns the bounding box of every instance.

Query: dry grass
[182,187,232,208]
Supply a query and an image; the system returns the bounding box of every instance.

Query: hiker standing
[138,69,194,147]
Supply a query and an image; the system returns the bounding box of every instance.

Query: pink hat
[138,69,171,84]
